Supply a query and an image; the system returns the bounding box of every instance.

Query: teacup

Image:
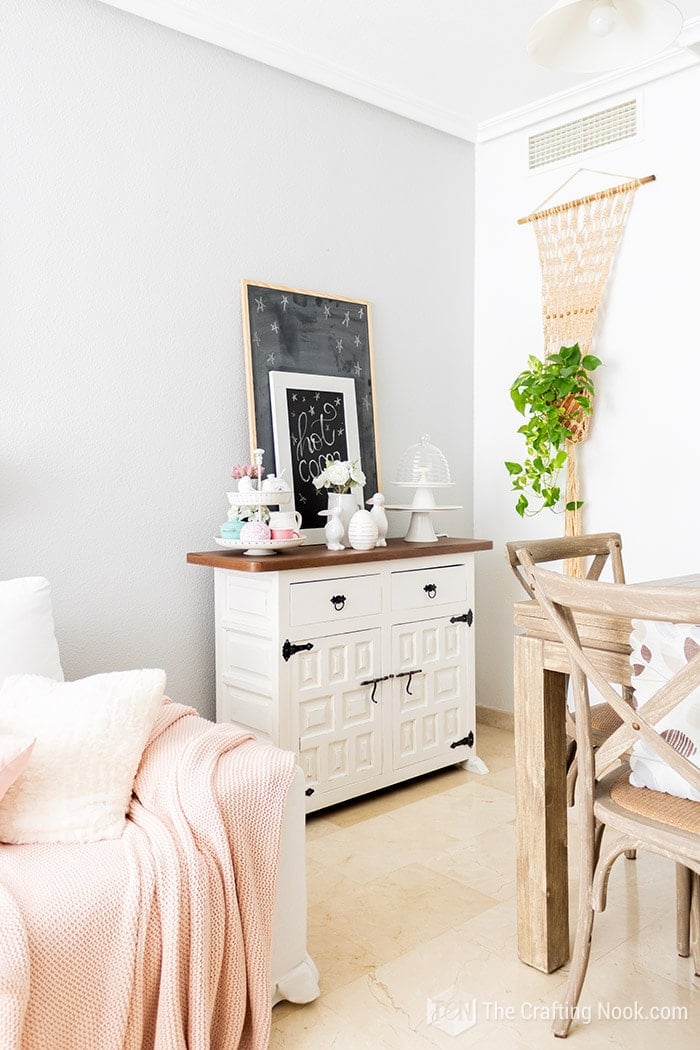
[268,510,302,531]
[220,519,243,540]
[262,474,289,493]
[270,528,300,541]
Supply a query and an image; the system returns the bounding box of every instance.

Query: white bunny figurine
[366,492,388,547]
[319,506,345,551]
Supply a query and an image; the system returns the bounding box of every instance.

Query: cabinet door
[291,628,382,798]
[391,617,469,769]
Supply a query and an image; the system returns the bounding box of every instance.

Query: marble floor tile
[305,857,360,908]
[271,723,699,1050]
[421,822,517,902]
[470,723,515,774]
[304,813,344,841]
[308,864,498,980]
[477,763,516,795]
[322,766,469,829]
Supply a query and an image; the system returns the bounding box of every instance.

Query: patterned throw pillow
[629,620,700,801]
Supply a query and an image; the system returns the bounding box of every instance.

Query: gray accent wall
[2,0,475,718]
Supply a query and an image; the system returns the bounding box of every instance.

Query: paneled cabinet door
[290,628,382,798]
[391,616,468,770]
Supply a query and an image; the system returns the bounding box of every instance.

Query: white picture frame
[269,370,362,543]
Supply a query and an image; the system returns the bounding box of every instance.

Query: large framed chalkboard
[242,280,381,542]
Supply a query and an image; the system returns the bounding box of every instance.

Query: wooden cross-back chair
[506,533,630,806]
[506,533,694,958]
[523,563,700,1038]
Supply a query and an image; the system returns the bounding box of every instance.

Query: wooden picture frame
[269,371,362,543]
[241,280,381,540]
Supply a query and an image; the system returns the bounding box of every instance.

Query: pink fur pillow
[0,736,35,802]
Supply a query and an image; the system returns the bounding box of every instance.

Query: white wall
[474,66,700,713]
[2,0,475,718]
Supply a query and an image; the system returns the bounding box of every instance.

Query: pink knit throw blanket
[0,702,296,1049]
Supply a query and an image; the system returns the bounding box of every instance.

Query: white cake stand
[385,480,461,542]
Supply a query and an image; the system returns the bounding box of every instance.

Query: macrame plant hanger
[518,170,654,572]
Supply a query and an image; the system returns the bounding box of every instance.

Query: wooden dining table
[512,574,700,974]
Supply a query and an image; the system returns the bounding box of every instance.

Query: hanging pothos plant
[505,343,601,518]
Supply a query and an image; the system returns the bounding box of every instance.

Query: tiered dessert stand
[215,450,306,556]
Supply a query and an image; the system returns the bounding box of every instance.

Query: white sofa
[0,576,319,1047]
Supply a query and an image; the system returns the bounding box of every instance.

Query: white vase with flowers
[313,457,366,547]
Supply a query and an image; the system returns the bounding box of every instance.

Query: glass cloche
[388,435,460,542]
[395,434,453,488]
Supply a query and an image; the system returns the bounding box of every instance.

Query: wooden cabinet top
[187,537,493,573]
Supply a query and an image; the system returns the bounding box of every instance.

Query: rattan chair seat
[607,769,700,835]
[590,702,623,737]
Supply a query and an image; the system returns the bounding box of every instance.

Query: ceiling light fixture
[588,1,619,36]
[527,0,683,73]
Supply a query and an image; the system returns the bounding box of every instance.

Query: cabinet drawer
[391,564,467,611]
[289,574,382,626]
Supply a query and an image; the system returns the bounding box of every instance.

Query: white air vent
[529,100,637,170]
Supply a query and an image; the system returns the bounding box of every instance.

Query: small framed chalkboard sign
[269,371,363,539]
[242,280,381,543]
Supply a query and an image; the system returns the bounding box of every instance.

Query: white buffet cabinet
[188,538,492,812]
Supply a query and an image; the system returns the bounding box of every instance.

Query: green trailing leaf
[505,342,600,518]
[581,355,602,371]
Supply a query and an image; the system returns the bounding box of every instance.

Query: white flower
[325,461,351,488]
[312,470,328,491]
[349,462,366,487]
[313,457,366,493]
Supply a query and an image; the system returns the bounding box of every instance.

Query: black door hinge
[450,731,474,749]
[282,639,314,662]
[450,609,473,626]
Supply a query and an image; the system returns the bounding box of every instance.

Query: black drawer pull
[330,594,347,611]
[424,583,437,599]
[450,610,473,626]
[305,787,315,797]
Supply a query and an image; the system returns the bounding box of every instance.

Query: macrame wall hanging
[518,171,655,556]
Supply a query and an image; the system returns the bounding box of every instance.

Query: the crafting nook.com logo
[426,992,689,1036]
[426,987,477,1036]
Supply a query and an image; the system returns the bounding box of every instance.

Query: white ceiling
[99,1,700,139]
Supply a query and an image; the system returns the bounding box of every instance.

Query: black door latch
[360,674,394,703]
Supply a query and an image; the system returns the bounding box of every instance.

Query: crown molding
[477,18,700,143]
[95,0,479,141]
[678,14,700,46]
[96,2,700,144]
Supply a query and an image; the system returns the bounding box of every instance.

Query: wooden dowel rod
[517,174,655,225]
